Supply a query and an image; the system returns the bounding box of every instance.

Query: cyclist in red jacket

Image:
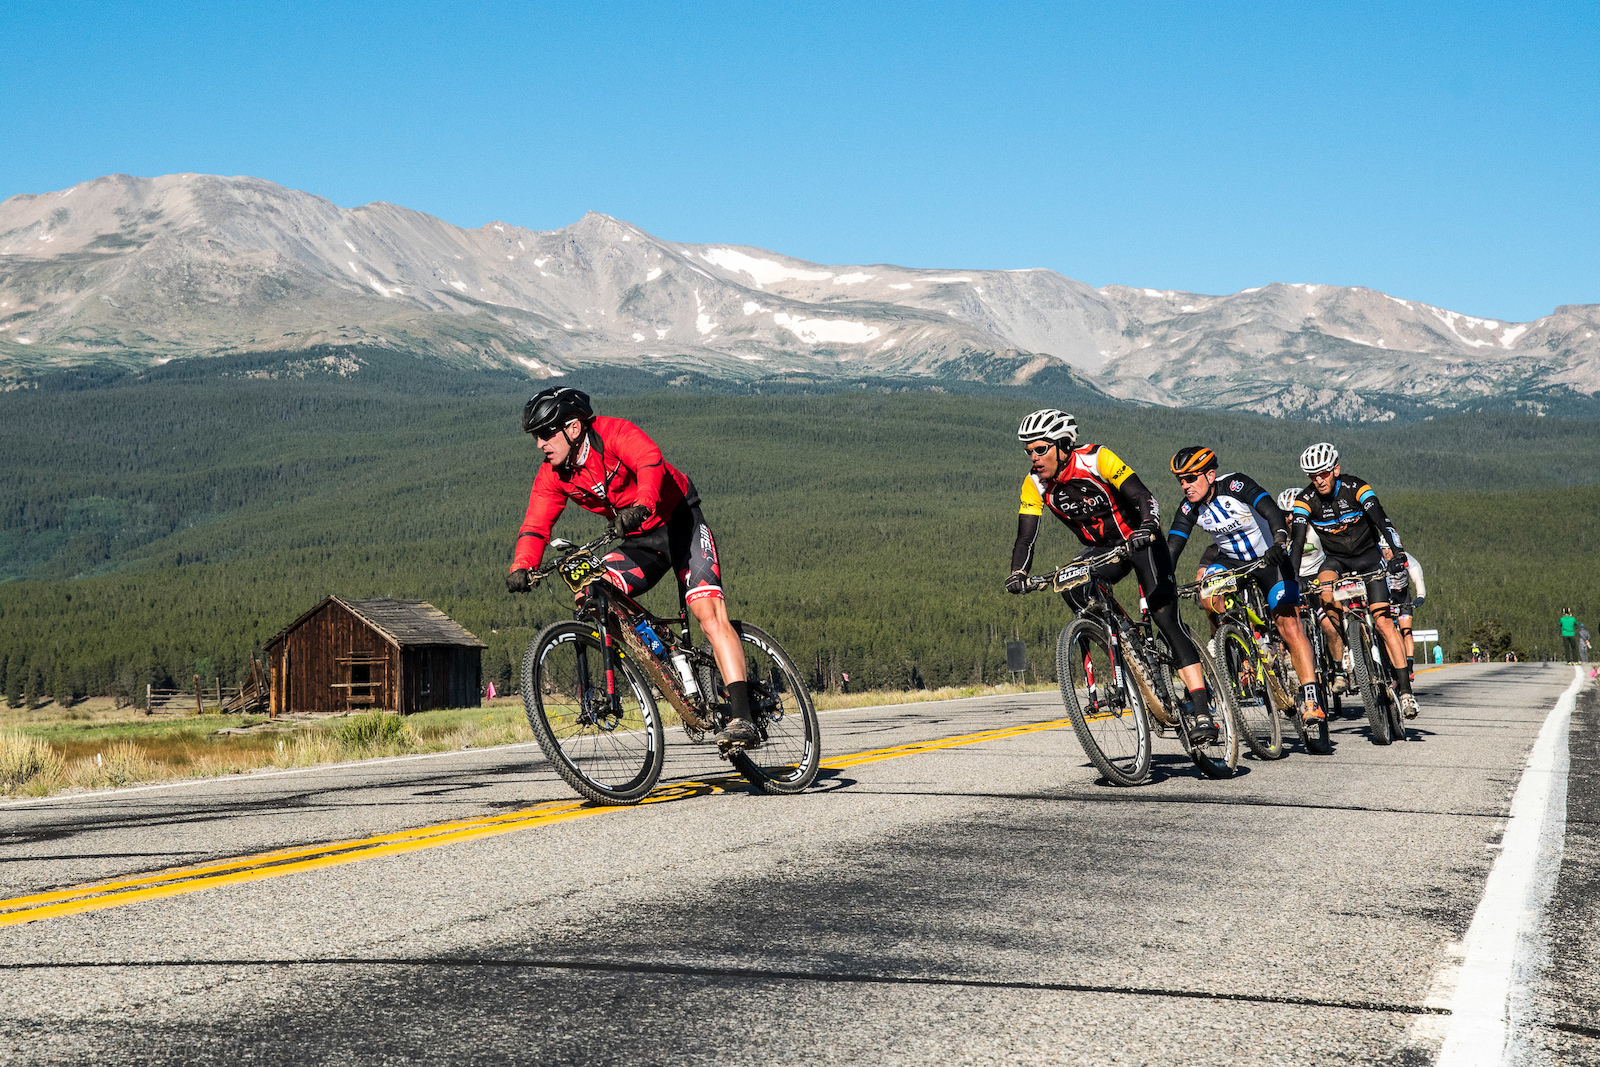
[506,387,756,746]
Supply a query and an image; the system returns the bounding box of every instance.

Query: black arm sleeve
[1166,499,1196,566]
[1289,516,1309,574]
[1010,513,1041,574]
[1115,472,1161,527]
[1360,493,1402,553]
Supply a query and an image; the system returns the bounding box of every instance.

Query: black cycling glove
[614,505,650,534]
[506,568,534,594]
[1126,521,1159,550]
[1005,570,1029,595]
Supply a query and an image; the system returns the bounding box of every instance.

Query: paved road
[0,663,1593,1066]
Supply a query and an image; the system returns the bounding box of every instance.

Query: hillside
[1,358,1596,706]
[3,173,1598,420]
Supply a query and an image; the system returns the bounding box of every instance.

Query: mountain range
[2,173,1596,419]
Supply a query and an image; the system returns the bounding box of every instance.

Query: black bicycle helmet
[522,386,594,436]
[1170,445,1218,476]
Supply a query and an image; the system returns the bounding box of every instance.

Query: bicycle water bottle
[670,651,701,698]
[633,620,667,657]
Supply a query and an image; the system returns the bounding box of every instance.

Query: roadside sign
[1005,641,1027,673]
[1413,629,1439,642]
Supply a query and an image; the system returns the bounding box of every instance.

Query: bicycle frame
[534,532,716,732]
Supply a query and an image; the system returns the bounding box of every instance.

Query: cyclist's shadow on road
[1079,754,1254,787]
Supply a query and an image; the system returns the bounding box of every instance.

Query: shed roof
[265,596,487,650]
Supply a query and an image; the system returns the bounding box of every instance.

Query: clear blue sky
[4,0,1596,321]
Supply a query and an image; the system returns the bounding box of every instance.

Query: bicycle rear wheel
[1056,617,1152,786]
[1215,622,1285,761]
[522,620,666,804]
[1345,614,1392,745]
[1186,631,1241,778]
[717,623,821,794]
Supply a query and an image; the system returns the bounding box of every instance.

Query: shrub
[333,711,415,752]
[0,730,64,793]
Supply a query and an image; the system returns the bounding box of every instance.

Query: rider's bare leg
[690,595,746,684]
[1275,607,1318,689]
[1371,604,1413,694]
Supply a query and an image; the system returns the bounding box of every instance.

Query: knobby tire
[1215,622,1285,761]
[522,620,666,804]
[1345,614,1392,745]
[1056,617,1152,787]
[720,623,821,794]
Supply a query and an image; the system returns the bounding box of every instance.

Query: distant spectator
[1470,642,1483,663]
[1581,623,1592,664]
[1432,645,1444,666]
[1504,651,1518,662]
[1561,609,1579,662]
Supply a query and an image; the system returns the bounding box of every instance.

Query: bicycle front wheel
[722,623,821,795]
[522,620,666,804]
[1187,631,1241,778]
[1345,614,1392,745]
[1056,617,1152,786]
[1215,623,1285,761]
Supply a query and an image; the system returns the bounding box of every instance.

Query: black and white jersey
[1167,472,1284,564]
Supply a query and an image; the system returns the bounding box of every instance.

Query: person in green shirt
[1561,609,1578,662]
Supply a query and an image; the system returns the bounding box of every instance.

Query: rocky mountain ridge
[2,173,1596,419]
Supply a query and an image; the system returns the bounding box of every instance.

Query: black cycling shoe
[1187,712,1220,745]
[714,717,761,748]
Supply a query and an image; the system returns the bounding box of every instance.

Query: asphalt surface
[0,663,1592,1066]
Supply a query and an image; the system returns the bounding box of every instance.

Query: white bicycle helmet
[1017,409,1079,446]
[1276,488,1301,512]
[1299,442,1339,474]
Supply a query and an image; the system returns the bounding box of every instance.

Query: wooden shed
[264,596,486,715]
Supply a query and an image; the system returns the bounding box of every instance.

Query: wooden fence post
[194,674,203,716]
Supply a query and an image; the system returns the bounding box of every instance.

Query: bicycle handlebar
[1177,554,1283,599]
[1020,544,1129,594]
[529,529,621,583]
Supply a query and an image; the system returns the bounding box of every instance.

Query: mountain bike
[1298,600,1344,722]
[1323,569,1407,745]
[1188,559,1292,760]
[520,530,821,804]
[1023,544,1240,786]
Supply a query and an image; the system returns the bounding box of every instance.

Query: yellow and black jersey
[1014,444,1158,561]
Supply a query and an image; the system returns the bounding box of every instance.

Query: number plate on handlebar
[1334,580,1365,604]
[1052,563,1092,592]
[558,553,609,592]
[1200,573,1238,598]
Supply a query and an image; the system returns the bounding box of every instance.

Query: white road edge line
[0,690,1060,810]
[1435,665,1582,1067]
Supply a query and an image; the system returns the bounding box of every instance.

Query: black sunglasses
[531,424,566,441]
[1177,473,1206,484]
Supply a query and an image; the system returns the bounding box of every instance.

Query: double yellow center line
[0,715,1073,928]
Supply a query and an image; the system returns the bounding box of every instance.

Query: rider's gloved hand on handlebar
[1005,569,1030,595]
[506,568,535,594]
[1388,549,1408,572]
[1125,520,1160,551]
[614,505,649,534]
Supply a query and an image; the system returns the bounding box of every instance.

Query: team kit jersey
[1017,445,1156,548]
[1288,474,1401,562]
[1167,472,1280,563]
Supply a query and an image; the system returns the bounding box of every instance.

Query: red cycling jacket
[512,416,693,572]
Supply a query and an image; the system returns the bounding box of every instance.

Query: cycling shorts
[1198,543,1300,611]
[1318,546,1390,609]
[600,496,724,605]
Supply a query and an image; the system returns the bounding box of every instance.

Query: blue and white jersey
[1168,471,1283,564]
